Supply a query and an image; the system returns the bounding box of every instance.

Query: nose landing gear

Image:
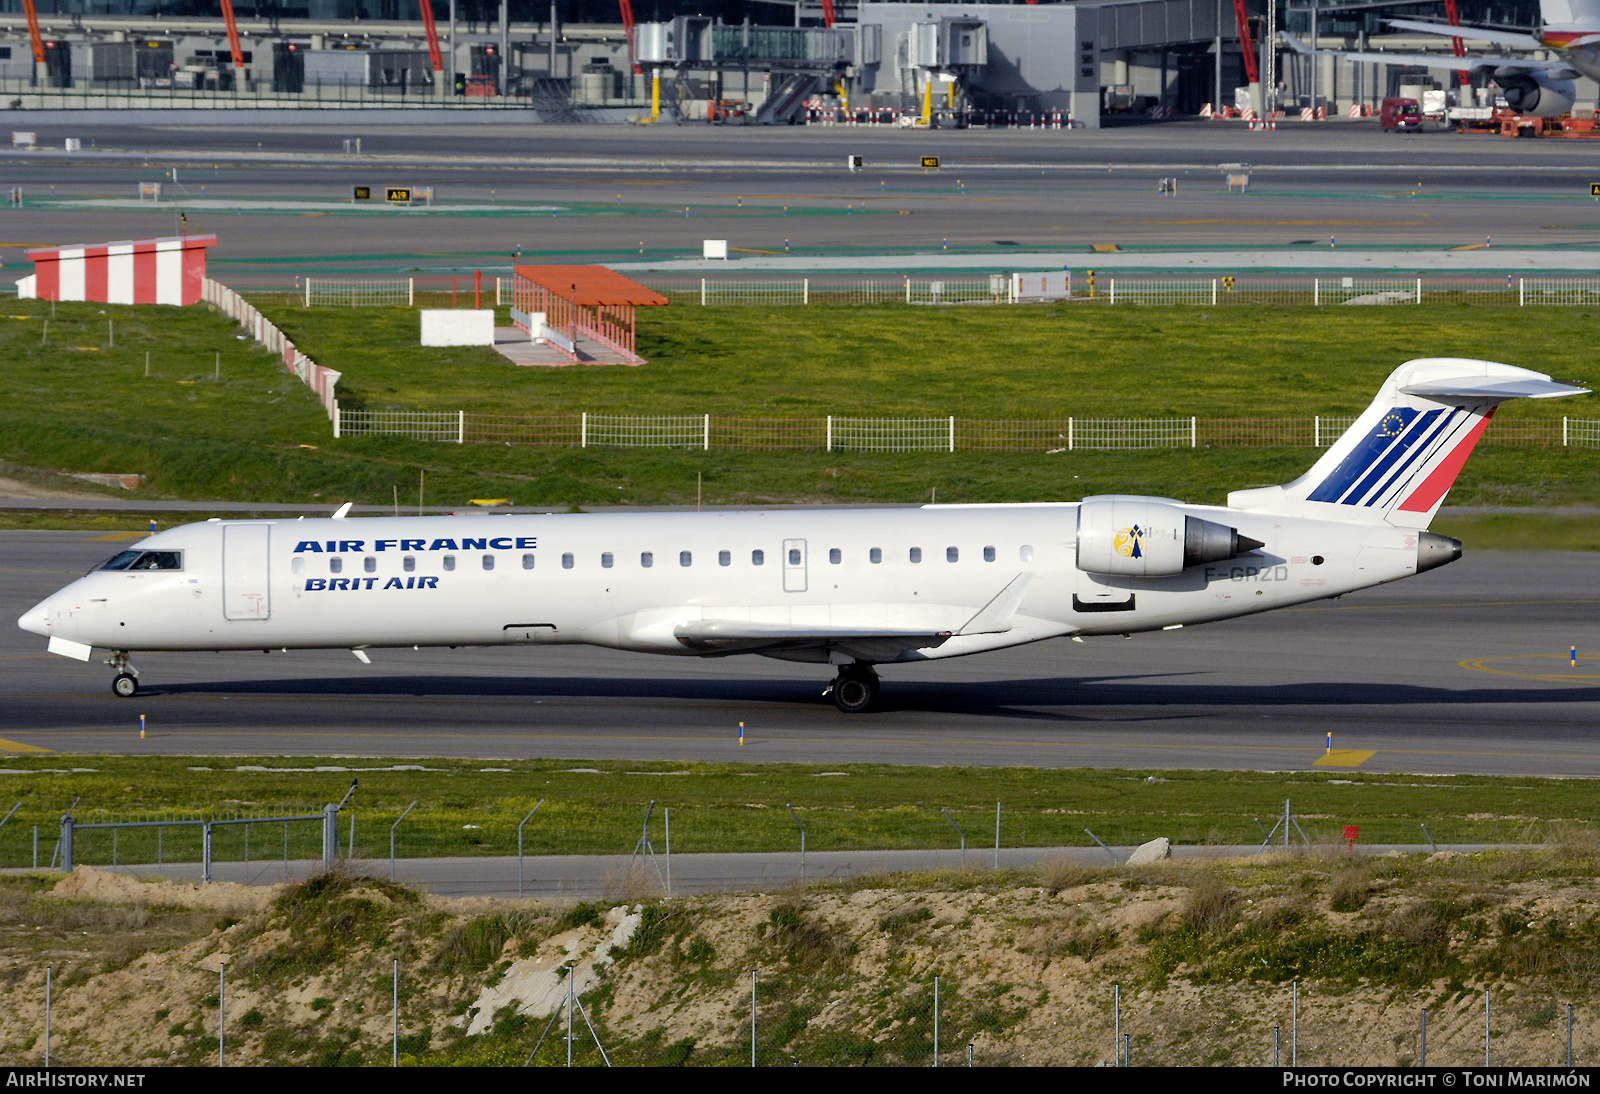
[105,650,140,698]
[825,665,880,714]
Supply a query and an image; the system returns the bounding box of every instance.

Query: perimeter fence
[11,912,1591,1067]
[8,790,1594,1066]
[331,409,1600,451]
[637,274,1600,308]
[287,274,1600,310]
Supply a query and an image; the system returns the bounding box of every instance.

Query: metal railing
[330,410,1600,451]
[634,274,1596,308]
[0,77,616,111]
[829,416,956,452]
[302,276,507,308]
[284,274,1600,311]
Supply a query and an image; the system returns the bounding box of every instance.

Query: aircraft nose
[17,598,49,637]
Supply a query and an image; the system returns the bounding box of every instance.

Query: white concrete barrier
[420,309,495,347]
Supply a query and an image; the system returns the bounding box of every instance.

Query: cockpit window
[99,550,182,572]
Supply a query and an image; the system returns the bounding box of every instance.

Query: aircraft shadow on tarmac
[138,672,1600,723]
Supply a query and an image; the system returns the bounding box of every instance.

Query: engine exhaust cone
[1183,516,1264,568]
[1417,532,1462,574]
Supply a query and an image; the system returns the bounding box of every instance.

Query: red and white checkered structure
[17,233,216,305]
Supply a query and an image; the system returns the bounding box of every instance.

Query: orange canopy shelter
[512,265,667,365]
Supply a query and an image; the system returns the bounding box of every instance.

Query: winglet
[332,502,354,519]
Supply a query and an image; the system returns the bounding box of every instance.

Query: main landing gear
[825,665,880,714]
[106,650,140,698]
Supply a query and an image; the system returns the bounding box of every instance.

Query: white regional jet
[17,358,1585,713]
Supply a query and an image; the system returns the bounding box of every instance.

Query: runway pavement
[4,530,1599,778]
[2,122,1599,281]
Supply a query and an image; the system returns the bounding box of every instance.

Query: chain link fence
[10,877,1589,1067]
[331,410,1600,452]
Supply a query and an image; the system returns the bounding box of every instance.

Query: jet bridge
[636,16,879,123]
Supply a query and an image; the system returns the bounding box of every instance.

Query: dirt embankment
[0,850,1597,1067]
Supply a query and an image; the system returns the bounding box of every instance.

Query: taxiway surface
[1,122,1598,280]
[3,531,1597,777]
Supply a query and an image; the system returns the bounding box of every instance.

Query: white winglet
[332,502,354,520]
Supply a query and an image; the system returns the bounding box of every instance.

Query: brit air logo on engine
[293,537,537,553]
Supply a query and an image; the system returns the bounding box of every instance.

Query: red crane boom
[21,0,44,66]
[418,0,443,72]
[1232,0,1259,87]
[1443,0,1470,88]
[219,0,245,68]
[619,0,641,74]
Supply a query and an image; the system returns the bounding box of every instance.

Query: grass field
[260,298,1600,420]
[0,756,1591,868]
[2,299,1599,524]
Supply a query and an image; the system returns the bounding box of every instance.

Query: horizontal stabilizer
[1400,377,1588,401]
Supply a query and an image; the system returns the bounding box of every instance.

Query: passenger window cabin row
[553,544,1031,569]
[293,544,1036,575]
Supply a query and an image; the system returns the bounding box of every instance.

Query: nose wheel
[826,666,880,714]
[105,651,140,698]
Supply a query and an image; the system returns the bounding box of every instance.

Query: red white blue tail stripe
[1306,405,1490,512]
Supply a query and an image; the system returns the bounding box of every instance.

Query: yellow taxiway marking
[0,738,50,754]
[1313,749,1376,768]
[1459,654,1600,681]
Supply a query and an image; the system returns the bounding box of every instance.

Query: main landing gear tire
[829,669,880,714]
[112,673,138,698]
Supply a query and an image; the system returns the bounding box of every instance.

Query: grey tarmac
[1,121,1598,280]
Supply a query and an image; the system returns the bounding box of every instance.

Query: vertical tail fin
[1228,358,1586,528]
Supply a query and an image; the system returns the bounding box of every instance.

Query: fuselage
[18,504,1428,665]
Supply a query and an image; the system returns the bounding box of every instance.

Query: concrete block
[421,309,494,347]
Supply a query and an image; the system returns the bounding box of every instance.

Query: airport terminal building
[0,0,1578,122]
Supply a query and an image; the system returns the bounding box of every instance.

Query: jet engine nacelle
[1076,495,1264,577]
[1499,73,1577,117]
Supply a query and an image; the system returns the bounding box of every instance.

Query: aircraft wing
[1280,30,1573,75]
[674,573,1036,659]
[673,620,953,659]
[1383,18,1543,50]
